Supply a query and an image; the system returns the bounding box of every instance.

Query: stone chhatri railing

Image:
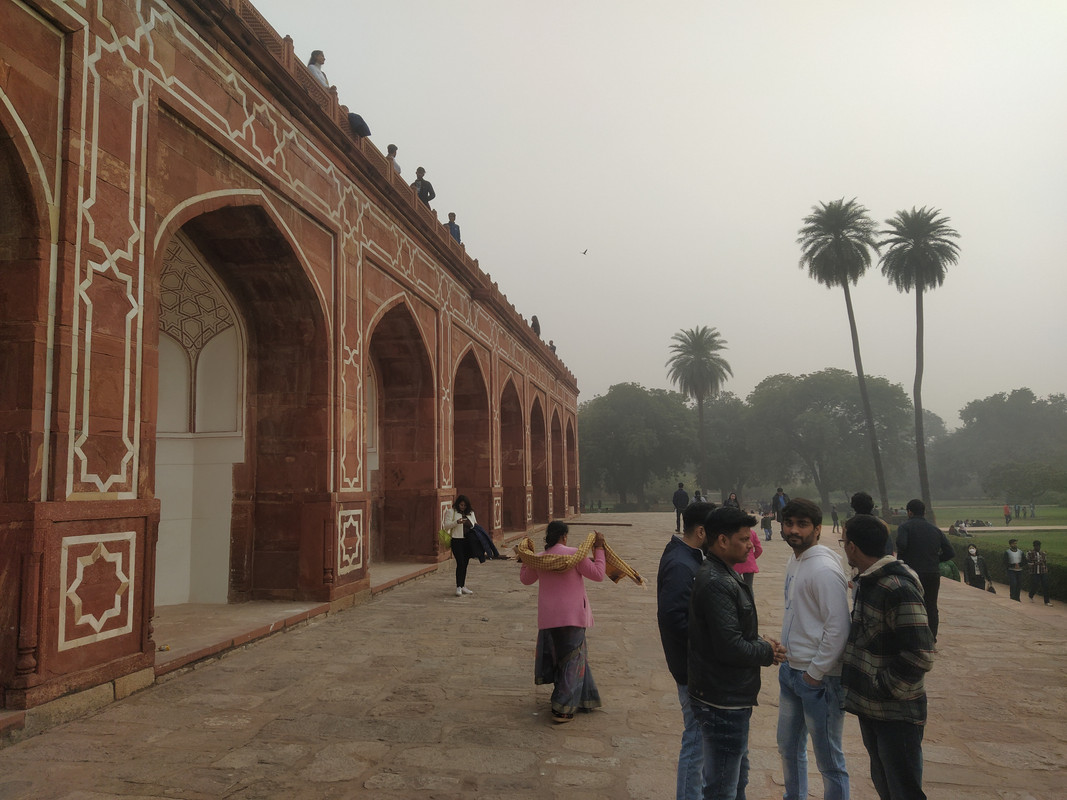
[206,0,575,389]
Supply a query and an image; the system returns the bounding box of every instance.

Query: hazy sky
[253,0,1067,426]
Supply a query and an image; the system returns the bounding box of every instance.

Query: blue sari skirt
[534,625,602,714]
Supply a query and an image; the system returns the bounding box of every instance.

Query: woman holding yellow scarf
[519,521,606,723]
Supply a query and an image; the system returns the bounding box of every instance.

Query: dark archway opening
[566,420,578,514]
[530,398,548,524]
[500,380,526,532]
[453,351,491,528]
[551,411,565,518]
[367,304,436,562]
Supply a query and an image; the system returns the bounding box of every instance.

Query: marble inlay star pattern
[67,543,132,633]
[160,237,235,357]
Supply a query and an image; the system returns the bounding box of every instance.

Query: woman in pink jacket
[519,521,606,723]
[732,526,763,591]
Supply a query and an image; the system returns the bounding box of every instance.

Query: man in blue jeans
[657,501,714,800]
[777,499,851,800]
[688,507,786,800]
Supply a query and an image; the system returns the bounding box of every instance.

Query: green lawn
[934,503,1067,527]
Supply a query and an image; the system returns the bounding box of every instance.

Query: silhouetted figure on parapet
[307,50,328,87]
[446,212,461,243]
[531,316,541,336]
[387,144,402,175]
[411,167,435,205]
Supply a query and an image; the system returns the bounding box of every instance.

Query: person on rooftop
[411,167,435,205]
[307,50,328,88]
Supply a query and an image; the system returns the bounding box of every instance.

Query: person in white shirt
[442,495,477,596]
[307,50,328,88]
[778,498,851,800]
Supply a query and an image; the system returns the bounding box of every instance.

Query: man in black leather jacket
[688,507,786,800]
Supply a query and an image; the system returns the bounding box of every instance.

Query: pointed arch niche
[530,397,548,524]
[155,232,246,605]
[499,379,526,531]
[452,350,491,523]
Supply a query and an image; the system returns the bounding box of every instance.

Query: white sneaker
[461,586,473,595]
[455,587,464,596]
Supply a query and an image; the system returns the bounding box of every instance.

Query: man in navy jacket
[657,501,713,800]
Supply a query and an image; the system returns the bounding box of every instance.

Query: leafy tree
[702,392,752,503]
[797,198,890,517]
[929,389,1067,494]
[981,461,1067,504]
[666,326,732,490]
[578,383,693,505]
[879,207,961,523]
[746,369,912,508]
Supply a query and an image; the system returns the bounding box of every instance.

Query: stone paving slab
[1,513,1065,798]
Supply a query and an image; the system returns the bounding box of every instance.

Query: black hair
[906,498,926,516]
[704,507,757,540]
[682,502,716,534]
[308,50,324,66]
[545,520,569,548]
[781,498,822,527]
[452,495,472,514]
[843,514,888,557]
[850,491,874,515]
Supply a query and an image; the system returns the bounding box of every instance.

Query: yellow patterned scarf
[514,533,645,586]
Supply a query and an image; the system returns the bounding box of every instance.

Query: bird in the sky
[581,249,588,255]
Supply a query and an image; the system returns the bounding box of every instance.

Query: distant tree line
[578,381,1067,509]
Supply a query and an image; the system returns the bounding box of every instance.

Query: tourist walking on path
[840,514,935,800]
[1003,539,1025,601]
[441,495,480,596]
[777,499,851,800]
[771,487,790,535]
[673,483,690,532]
[518,521,606,723]
[657,502,713,800]
[962,545,990,591]
[688,507,786,800]
[1027,540,1052,606]
[895,499,954,640]
[724,492,741,509]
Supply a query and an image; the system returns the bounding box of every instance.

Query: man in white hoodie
[777,498,851,800]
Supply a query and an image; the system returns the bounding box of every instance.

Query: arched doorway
[551,411,565,517]
[367,303,436,562]
[155,233,246,604]
[566,419,578,514]
[155,205,331,602]
[499,379,525,532]
[530,397,548,524]
[452,350,491,526]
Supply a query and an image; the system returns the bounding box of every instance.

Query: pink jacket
[733,529,764,574]
[520,543,606,629]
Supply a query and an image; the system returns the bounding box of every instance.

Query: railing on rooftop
[219,0,574,387]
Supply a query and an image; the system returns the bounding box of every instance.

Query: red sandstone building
[0,0,579,712]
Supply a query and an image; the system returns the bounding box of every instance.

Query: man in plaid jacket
[840,514,935,800]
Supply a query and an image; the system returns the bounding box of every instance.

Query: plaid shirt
[1026,549,1049,575]
[841,556,935,725]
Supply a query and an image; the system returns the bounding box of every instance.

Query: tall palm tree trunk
[913,288,934,523]
[842,283,890,517]
[696,398,707,491]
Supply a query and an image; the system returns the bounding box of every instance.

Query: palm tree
[797,198,890,517]
[666,326,732,491]
[879,206,961,522]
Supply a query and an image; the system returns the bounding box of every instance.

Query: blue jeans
[691,701,750,800]
[676,684,703,800]
[857,716,926,800]
[777,666,849,800]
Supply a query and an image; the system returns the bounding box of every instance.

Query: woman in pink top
[519,521,606,723]
[733,526,763,591]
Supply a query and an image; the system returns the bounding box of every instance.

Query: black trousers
[451,536,471,587]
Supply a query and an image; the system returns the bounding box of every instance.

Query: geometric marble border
[337,509,363,576]
[58,531,136,651]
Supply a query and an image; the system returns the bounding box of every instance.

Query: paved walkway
[1,513,1064,799]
